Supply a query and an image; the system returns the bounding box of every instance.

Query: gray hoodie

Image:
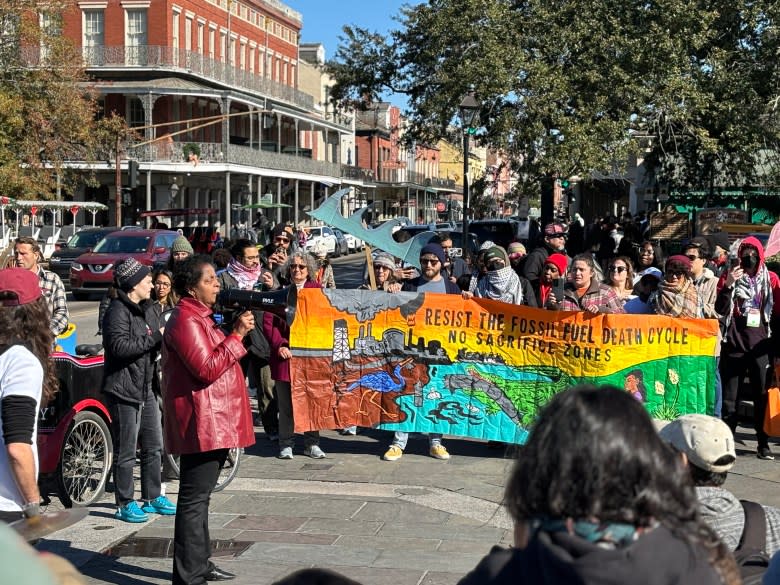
[697,486,780,555]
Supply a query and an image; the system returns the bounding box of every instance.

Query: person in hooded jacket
[715,236,780,460]
[101,257,175,523]
[462,246,536,307]
[458,385,739,585]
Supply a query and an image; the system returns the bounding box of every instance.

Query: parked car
[332,229,350,256]
[70,230,179,300]
[48,227,121,287]
[342,232,363,253]
[304,226,342,257]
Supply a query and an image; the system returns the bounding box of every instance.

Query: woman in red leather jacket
[162,255,255,585]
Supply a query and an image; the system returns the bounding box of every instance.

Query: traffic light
[560,179,570,189]
[121,187,133,206]
[128,159,139,189]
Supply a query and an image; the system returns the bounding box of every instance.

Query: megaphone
[218,285,297,326]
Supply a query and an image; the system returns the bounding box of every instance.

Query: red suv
[70,230,180,300]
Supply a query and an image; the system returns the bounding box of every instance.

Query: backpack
[735,500,771,585]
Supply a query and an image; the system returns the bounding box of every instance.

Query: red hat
[0,268,41,306]
[544,253,568,275]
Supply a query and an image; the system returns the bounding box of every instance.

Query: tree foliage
[327,0,780,197]
[0,0,117,200]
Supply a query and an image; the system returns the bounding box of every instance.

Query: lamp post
[458,87,480,262]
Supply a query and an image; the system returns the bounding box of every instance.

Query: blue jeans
[391,432,442,451]
[107,386,163,506]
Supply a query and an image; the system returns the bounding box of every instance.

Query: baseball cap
[0,268,41,306]
[637,267,663,282]
[544,222,567,237]
[658,414,736,473]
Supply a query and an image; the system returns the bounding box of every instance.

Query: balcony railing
[21,45,343,117]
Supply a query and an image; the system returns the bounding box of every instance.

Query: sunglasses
[154,281,171,287]
[420,258,440,266]
[274,237,290,243]
[609,266,626,273]
[667,270,686,278]
[685,254,699,261]
[290,263,307,270]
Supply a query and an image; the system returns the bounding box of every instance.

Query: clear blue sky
[286,0,413,62]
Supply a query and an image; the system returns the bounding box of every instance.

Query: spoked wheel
[57,411,113,508]
[213,448,241,492]
[165,447,241,492]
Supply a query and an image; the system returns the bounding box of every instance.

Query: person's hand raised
[232,311,255,338]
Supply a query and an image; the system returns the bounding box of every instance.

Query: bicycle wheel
[213,447,241,492]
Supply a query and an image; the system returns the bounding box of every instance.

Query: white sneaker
[278,447,293,459]
[304,445,326,459]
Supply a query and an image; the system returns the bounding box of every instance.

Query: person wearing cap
[462,246,536,307]
[624,267,662,314]
[0,268,58,523]
[359,252,401,293]
[715,236,780,460]
[13,236,68,337]
[506,241,527,275]
[707,231,732,278]
[560,254,625,314]
[521,222,569,287]
[170,235,194,263]
[101,257,176,523]
[534,253,568,310]
[660,414,780,555]
[648,255,702,318]
[260,224,296,285]
[383,243,458,462]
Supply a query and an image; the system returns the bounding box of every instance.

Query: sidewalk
[36,424,780,585]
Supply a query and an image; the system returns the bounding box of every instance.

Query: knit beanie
[507,242,527,259]
[373,252,397,270]
[171,235,194,255]
[420,243,446,266]
[544,253,568,276]
[484,246,509,266]
[666,254,692,274]
[114,257,150,292]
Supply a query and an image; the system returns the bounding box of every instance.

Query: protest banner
[289,289,718,444]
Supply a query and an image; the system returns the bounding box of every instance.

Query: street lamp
[458,87,480,262]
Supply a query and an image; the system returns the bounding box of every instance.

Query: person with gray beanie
[102,257,176,523]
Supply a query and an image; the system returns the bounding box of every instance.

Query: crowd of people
[2,210,780,584]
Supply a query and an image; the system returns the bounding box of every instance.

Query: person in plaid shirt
[13,237,69,336]
[561,253,625,314]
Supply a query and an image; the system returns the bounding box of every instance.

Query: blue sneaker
[141,495,177,516]
[115,501,149,523]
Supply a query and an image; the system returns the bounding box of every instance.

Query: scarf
[476,266,524,304]
[652,278,700,318]
[723,264,773,331]
[226,258,262,290]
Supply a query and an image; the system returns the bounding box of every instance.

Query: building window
[39,12,61,63]
[197,21,204,54]
[184,16,192,52]
[83,9,104,65]
[125,9,147,65]
[171,11,179,65]
[220,31,226,63]
[208,26,215,60]
[127,97,144,128]
[229,36,235,66]
[239,41,246,69]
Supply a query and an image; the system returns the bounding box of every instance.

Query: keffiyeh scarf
[226,258,262,290]
[476,266,524,304]
[724,264,773,330]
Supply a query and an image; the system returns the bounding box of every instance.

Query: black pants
[720,351,770,448]
[107,386,163,506]
[172,449,228,585]
[247,359,278,434]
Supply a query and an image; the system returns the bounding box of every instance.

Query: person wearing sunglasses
[560,254,625,314]
[684,239,718,319]
[715,236,780,460]
[604,256,636,306]
[648,255,701,319]
[260,224,297,285]
[521,222,569,287]
[263,252,326,460]
[383,243,459,462]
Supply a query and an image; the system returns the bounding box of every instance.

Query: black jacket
[458,526,721,585]
[101,290,163,403]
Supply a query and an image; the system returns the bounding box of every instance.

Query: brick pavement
[35,424,780,585]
